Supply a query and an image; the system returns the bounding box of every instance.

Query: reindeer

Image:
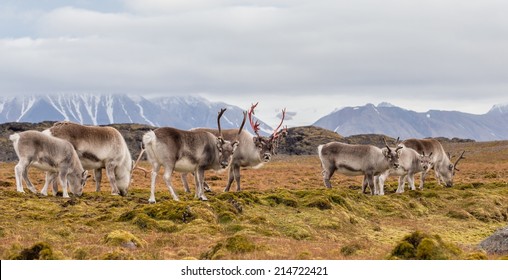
[401,138,465,187]
[181,103,287,192]
[141,108,246,203]
[9,130,89,198]
[318,138,402,194]
[375,148,434,195]
[43,122,133,196]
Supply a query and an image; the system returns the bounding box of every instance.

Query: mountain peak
[378,102,396,108]
[488,103,508,114]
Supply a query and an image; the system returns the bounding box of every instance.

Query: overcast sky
[1,0,507,126]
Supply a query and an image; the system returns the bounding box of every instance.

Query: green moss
[341,243,362,257]
[466,252,488,260]
[390,241,416,260]
[9,242,58,260]
[305,198,332,210]
[102,250,135,260]
[143,202,194,223]
[416,238,447,260]
[132,213,160,230]
[389,231,462,260]
[225,234,256,254]
[264,193,298,208]
[329,195,353,211]
[447,210,471,220]
[104,230,144,248]
[73,248,88,260]
[218,211,236,224]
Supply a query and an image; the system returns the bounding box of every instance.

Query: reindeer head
[68,170,89,197]
[216,108,246,168]
[248,102,287,162]
[441,151,466,187]
[382,137,403,169]
[420,151,434,173]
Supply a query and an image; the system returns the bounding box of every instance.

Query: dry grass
[1,141,508,260]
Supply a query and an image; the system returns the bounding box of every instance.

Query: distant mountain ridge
[313,103,508,141]
[0,94,272,134]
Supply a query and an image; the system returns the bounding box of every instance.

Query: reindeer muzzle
[263,153,272,162]
[220,161,229,169]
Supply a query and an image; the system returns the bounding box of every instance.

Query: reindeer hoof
[148,199,156,204]
[199,196,208,201]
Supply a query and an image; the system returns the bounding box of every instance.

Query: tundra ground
[0,141,507,260]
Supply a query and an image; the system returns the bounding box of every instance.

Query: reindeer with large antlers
[181,102,287,192]
[141,108,245,203]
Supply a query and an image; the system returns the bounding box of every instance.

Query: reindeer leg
[14,161,27,193]
[105,162,120,195]
[361,175,369,193]
[435,169,442,186]
[419,171,427,190]
[323,167,335,189]
[195,168,207,201]
[408,173,416,191]
[21,164,37,194]
[181,173,191,193]
[162,165,179,201]
[149,163,161,204]
[94,168,102,192]
[233,164,242,192]
[365,174,375,195]
[377,172,389,196]
[224,166,235,192]
[58,172,70,198]
[41,172,55,196]
[396,175,406,193]
[51,172,58,196]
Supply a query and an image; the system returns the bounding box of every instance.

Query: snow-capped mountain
[313,103,508,141]
[0,94,272,134]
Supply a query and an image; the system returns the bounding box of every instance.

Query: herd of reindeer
[8,103,466,204]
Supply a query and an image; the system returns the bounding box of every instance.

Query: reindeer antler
[131,144,149,178]
[217,108,227,139]
[383,137,392,151]
[453,151,466,172]
[238,111,247,137]
[248,102,261,137]
[271,108,286,140]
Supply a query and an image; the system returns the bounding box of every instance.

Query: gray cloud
[1,0,507,125]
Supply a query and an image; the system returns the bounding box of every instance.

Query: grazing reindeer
[181,102,287,192]
[318,138,402,195]
[43,122,133,196]
[9,131,89,198]
[375,149,434,195]
[142,108,246,203]
[402,138,465,187]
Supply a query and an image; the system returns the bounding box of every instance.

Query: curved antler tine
[383,137,391,151]
[248,102,261,137]
[272,108,287,140]
[217,108,227,139]
[454,150,466,170]
[395,137,400,146]
[131,143,146,177]
[238,111,247,136]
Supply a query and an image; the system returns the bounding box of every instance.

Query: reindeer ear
[382,148,389,157]
[232,140,239,148]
